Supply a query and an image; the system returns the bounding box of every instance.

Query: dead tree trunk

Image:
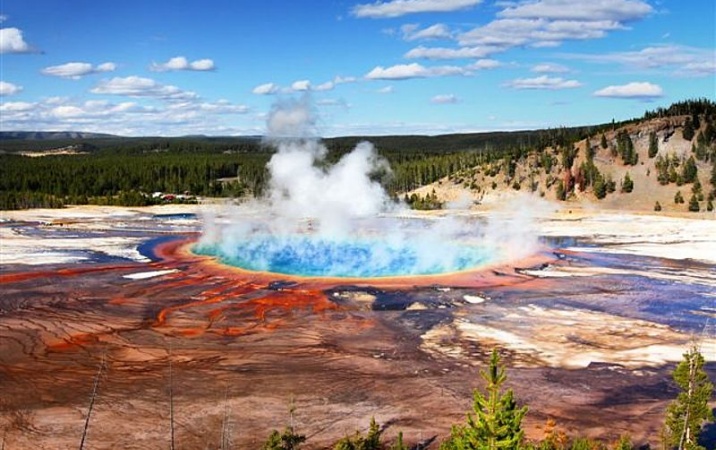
[79,355,105,450]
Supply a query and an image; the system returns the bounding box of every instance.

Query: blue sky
[1,0,714,136]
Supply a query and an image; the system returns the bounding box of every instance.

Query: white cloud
[334,75,357,84]
[150,56,215,72]
[0,96,249,136]
[314,81,335,91]
[531,62,569,73]
[291,80,311,91]
[468,59,501,70]
[352,0,482,18]
[41,62,117,79]
[377,86,395,94]
[679,61,716,77]
[397,1,652,61]
[0,27,34,53]
[91,76,198,101]
[401,23,453,41]
[0,15,7,23]
[504,75,582,90]
[252,82,280,95]
[593,81,663,98]
[498,0,652,21]
[459,18,623,48]
[365,62,468,79]
[0,101,34,112]
[0,80,22,96]
[431,94,458,104]
[565,45,716,77]
[405,45,496,60]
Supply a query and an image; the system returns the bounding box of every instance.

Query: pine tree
[594,175,607,200]
[649,131,659,158]
[683,117,695,141]
[688,194,700,212]
[655,201,662,211]
[682,156,698,184]
[262,427,306,450]
[441,349,527,450]
[601,133,608,150]
[662,344,714,449]
[621,172,634,193]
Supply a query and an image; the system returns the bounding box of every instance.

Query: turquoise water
[194,235,495,278]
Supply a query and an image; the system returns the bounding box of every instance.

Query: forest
[1,99,715,210]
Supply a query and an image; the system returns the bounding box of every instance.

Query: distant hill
[0,131,119,140]
[408,102,716,215]
[1,98,714,213]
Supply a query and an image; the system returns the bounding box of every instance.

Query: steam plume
[197,97,543,277]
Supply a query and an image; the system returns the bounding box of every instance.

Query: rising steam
[196,96,543,278]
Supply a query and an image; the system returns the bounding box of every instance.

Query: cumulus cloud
[405,45,496,60]
[459,18,624,48]
[504,75,582,90]
[365,62,467,80]
[1,96,249,135]
[678,61,716,77]
[0,27,34,53]
[531,62,569,73]
[431,94,458,104]
[41,62,117,79]
[468,59,501,70]
[291,79,311,91]
[91,76,198,101]
[593,81,663,99]
[401,23,453,41]
[400,0,652,62]
[352,0,482,18]
[0,101,35,112]
[252,82,280,95]
[150,56,215,72]
[565,45,716,77]
[0,80,22,96]
[498,0,653,21]
[314,81,335,91]
[334,75,357,84]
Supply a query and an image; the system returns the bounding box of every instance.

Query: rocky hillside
[412,111,716,216]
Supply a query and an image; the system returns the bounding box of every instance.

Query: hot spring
[195,97,538,279]
[193,228,498,278]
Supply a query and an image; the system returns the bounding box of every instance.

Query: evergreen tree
[655,201,662,211]
[675,191,685,204]
[601,133,608,150]
[688,194,700,212]
[621,172,634,193]
[649,131,659,158]
[390,432,408,450]
[440,349,527,450]
[683,117,695,141]
[692,112,701,130]
[612,435,634,450]
[333,417,383,450]
[593,175,607,200]
[682,156,698,184]
[662,344,714,449]
[262,427,306,450]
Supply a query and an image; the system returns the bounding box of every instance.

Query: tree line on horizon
[0,99,714,211]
